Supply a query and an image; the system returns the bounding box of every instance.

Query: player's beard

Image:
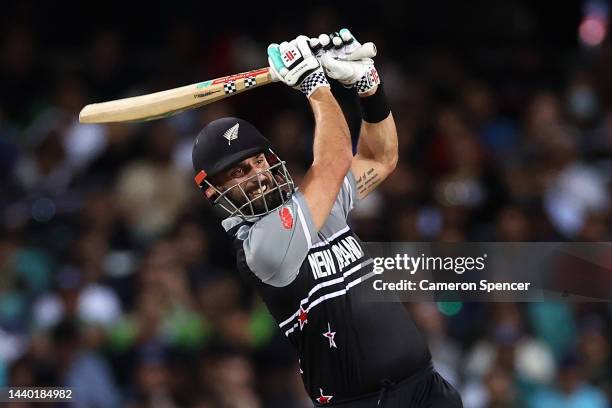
[226,173,288,216]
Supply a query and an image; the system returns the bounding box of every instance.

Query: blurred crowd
[1,1,612,407]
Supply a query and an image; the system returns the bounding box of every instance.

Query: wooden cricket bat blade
[79,67,273,124]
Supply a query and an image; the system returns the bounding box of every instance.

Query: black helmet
[192,117,294,219]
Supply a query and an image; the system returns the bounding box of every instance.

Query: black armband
[359,83,391,123]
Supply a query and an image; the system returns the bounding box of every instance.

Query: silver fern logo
[223,123,239,145]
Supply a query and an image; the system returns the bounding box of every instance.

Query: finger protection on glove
[320,53,361,83]
[346,42,377,61]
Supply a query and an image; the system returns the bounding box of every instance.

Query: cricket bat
[78,42,377,124]
[79,67,273,123]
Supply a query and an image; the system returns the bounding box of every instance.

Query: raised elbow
[314,147,352,180]
[380,149,398,175]
[387,150,399,173]
[312,146,352,172]
[331,135,354,173]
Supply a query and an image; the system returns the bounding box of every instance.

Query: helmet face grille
[198,152,295,219]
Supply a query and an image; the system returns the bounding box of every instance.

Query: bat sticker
[194,89,222,99]
[244,77,257,88]
[223,81,237,94]
[196,80,213,89]
[212,68,269,85]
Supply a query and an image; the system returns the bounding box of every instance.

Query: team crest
[279,206,293,229]
[223,123,239,145]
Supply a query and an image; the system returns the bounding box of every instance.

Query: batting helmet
[192,117,294,219]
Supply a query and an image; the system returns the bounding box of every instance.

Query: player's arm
[351,89,397,199]
[317,29,397,200]
[268,35,352,230]
[236,35,353,288]
[300,88,352,228]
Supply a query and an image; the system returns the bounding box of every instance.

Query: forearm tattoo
[356,167,380,196]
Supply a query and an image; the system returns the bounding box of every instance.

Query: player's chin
[251,192,283,214]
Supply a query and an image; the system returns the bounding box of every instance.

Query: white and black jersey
[222,171,431,405]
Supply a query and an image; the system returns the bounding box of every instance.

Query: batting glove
[268,35,330,98]
[310,28,380,95]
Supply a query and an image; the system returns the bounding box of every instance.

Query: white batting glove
[310,29,380,95]
[267,35,329,97]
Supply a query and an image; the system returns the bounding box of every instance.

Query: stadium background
[1,0,611,406]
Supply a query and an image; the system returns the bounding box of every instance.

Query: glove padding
[268,35,329,97]
[310,29,380,95]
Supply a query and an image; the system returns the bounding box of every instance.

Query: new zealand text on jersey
[308,236,365,279]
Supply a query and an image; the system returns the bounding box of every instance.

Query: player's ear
[207,171,226,187]
[204,187,218,199]
[208,179,226,199]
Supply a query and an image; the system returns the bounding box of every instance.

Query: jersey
[222,170,431,404]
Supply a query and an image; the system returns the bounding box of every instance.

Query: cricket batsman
[191,29,463,407]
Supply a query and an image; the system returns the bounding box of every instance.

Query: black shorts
[315,363,463,408]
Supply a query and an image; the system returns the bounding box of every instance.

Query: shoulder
[224,197,316,287]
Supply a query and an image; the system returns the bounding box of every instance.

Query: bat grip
[266,66,281,82]
[347,42,377,61]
